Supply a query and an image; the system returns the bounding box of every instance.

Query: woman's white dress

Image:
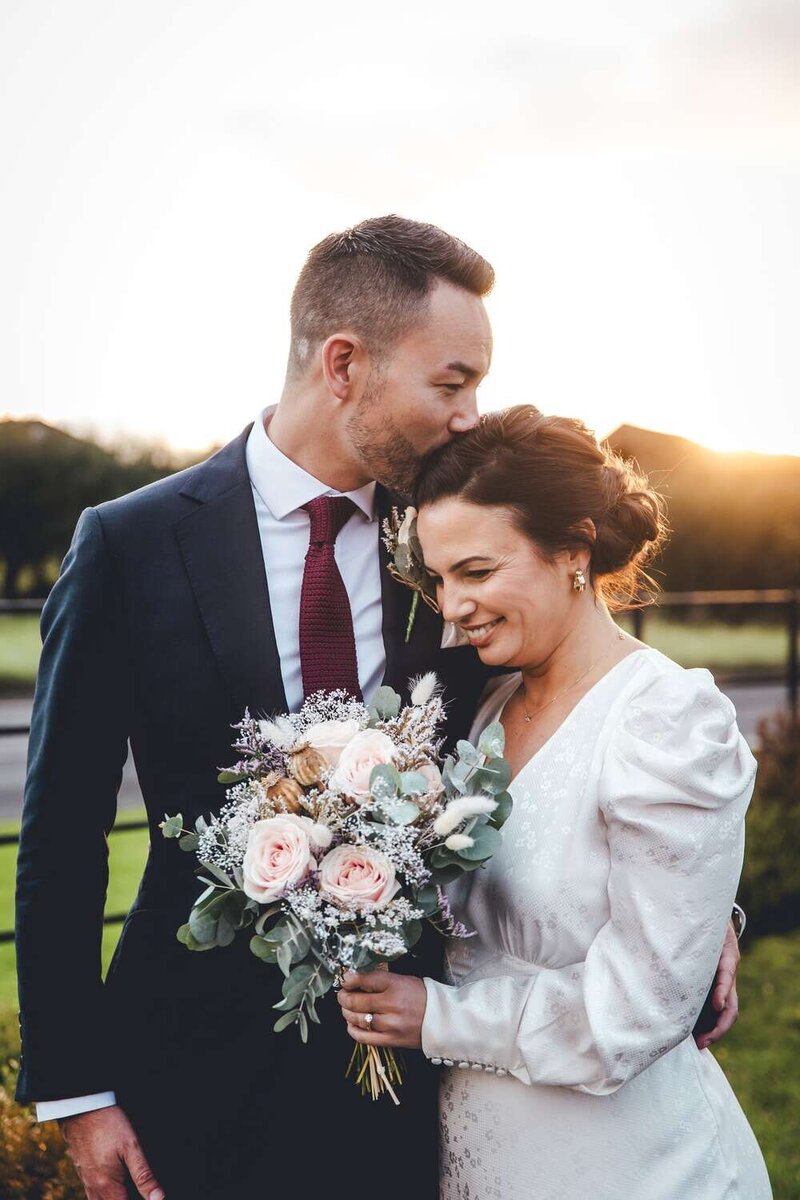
[421,649,771,1199]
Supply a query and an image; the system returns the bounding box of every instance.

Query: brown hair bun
[415,405,668,609]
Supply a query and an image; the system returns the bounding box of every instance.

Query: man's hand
[695,919,740,1051]
[338,969,427,1049]
[59,1105,164,1200]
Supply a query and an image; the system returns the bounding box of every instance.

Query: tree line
[1,417,799,600]
[0,419,207,598]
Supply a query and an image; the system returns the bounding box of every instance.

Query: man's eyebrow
[443,361,483,380]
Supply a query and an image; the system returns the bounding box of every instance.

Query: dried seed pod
[266,776,305,814]
[288,746,328,787]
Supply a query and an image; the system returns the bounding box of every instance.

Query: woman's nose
[439,581,475,625]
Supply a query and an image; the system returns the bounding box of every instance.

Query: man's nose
[447,392,479,434]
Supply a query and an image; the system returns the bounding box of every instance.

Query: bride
[339,405,771,1198]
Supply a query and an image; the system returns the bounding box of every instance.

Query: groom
[16,216,741,1200]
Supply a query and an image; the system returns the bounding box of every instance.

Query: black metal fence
[2,589,798,946]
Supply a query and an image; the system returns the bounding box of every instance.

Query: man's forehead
[418,306,493,368]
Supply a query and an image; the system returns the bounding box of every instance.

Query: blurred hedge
[739,714,800,936]
[0,1013,82,1200]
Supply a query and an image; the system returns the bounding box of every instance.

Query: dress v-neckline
[497,647,654,789]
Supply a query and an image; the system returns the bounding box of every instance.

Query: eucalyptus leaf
[276,965,316,1010]
[456,740,480,766]
[193,885,217,909]
[478,721,506,757]
[178,832,200,852]
[161,814,183,839]
[249,935,279,963]
[218,770,248,785]
[370,763,401,801]
[197,862,234,888]
[283,918,311,963]
[188,909,218,945]
[427,862,463,885]
[262,918,291,946]
[277,942,293,976]
[381,798,420,826]
[369,686,402,721]
[273,1010,298,1033]
[449,759,472,784]
[459,822,502,861]
[307,960,335,999]
[491,790,513,827]
[297,1011,309,1043]
[254,905,282,936]
[402,918,423,949]
[216,916,236,947]
[399,771,429,796]
[471,759,512,795]
[413,885,440,916]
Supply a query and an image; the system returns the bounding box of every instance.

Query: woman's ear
[566,518,596,573]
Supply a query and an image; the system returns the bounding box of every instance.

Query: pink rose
[416,760,444,796]
[318,844,400,911]
[303,718,362,767]
[329,729,396,801]
[242,814,317,903]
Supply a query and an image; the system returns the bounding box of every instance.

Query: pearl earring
[573,568,586,593]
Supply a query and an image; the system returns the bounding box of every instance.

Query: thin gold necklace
[518,628,626,724]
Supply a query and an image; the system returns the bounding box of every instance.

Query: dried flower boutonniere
[381,506,440,641]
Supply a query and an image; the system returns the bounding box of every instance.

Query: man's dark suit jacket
[15,428,491,1200]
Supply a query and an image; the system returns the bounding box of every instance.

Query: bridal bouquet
[161,674,511,1102]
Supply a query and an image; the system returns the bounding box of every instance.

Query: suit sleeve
[15,507,131,1104]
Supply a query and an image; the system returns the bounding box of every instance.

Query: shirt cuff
[36,1091,117,1122]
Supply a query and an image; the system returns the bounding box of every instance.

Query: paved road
[0,681,793,823]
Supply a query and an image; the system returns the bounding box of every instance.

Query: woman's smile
[460,616,505,647]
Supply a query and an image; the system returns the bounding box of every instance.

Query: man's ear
[321,333,367,401]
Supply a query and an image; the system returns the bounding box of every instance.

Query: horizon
[2,408,798,464]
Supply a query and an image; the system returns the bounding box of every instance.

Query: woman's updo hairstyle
[414,405,668,610]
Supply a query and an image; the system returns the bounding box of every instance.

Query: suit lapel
[174,429,288,719]
[376,486,443,699]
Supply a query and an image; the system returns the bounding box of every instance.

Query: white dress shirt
[36,410,386,1122]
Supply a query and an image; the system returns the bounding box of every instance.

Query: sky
[1,0,798,456]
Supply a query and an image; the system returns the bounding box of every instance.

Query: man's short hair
[288,214,494,376]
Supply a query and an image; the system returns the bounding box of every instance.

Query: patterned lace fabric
[423,649,772,1200]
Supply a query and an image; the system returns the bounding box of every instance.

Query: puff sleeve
[421,667,756,1094]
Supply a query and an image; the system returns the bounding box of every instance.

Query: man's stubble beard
[345,374,422,499]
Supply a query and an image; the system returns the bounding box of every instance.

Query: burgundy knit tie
[299,496,362,700]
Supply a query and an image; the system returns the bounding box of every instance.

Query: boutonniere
[381,506,440,642]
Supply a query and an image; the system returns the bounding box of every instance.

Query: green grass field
[0,615,42,692]
[0,816,798,1196]
[0,812,149,1010]
[0,610,793,694]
